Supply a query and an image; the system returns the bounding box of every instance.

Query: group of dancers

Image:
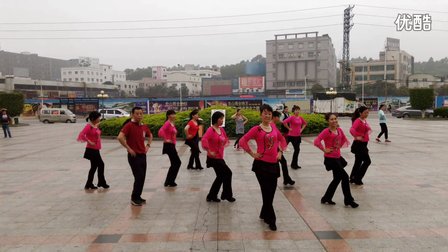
[77,104,383,231]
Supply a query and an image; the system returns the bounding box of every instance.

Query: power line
[0,23,342,40]
[0,5,346,25]
[357,4,448,14]
[0,14,341,32]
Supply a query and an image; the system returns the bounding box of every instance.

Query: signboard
[148,101,201,114]
[205,99,262,110]
[239,76,264,89]
[362,97,379,111]
[211,109,226,127]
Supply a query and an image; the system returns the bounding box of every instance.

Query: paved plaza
[1,115,448,251]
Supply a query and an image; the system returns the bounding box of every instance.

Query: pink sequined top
[77,124,102,150]
[314,127,350,158]
[350,118,371,142]
[201,127,229,159]
[283,115,307,137]
[239,125,287,163]
[158,121,177,144]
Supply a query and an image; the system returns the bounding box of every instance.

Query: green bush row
[434,107,448,118]
[99,106,327,138]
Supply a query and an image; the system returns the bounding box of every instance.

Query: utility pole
[342,5,354,89]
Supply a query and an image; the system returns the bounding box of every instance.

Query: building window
[75,78,79,81]
[423,78,428,82]
[63,78,67,81]
[317,42,321,48]
[81,78,84,81]
[278,44,284,49]
[80,71,84,74]
[75,71,78,74]
[288,43,294,49]
[308,42,314,48]
[308,52,315,57]
[68,71,72,74]
[87,71,90,75]
[69,78,72,81]
[298,43,303,49]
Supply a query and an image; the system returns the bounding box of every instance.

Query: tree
[124,67,153,80]
[0,92,24,118]
[409,88,434,118]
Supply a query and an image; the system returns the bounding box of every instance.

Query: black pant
[255,171,278,225]
[234,134,244,147]
[207,158,233,199]
[163,143,181,185]
[127,154,147,200]
[288,136,301,167]
[187,139,202,168]
[279,155,292,183]
[377,123,388,140]
[86,150,106,186]
[322,158,354,202]
[2,125,11,138]
[350,152,371,183]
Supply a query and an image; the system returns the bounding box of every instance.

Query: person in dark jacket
[1,109,12,138]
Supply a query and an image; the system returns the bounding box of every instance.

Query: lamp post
[304,76,307,100]
[97,90,109,118]
[326,88,338,113]
[362,60,369,104]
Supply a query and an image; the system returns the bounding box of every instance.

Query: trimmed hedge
[434,107,448,118]
[99,106,327,137]
[0,92,24,117]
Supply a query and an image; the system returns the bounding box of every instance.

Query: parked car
[39,108,77,123]
[391,106,434,118]
[98,108,130,120]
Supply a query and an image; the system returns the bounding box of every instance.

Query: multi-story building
[138,77,167,89]
[166,72,201,96]
[351,38,414,88]
[408,74,442,88]
[151,66,168,80]
[266,32,337,97]
[0,50,78,81]
[61,57,126,84]
[116,81,139,97]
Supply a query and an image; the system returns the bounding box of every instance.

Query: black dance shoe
[283,179,296,186]
[344,201,359,208]
[321,198,336,205]
[221,196,236,202]
[84,184,98,190]
[206,196,221,202]
[97,183,110,189]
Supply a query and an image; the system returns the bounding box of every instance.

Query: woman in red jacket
[201,111,235,203]
[184,109,203,170]
[158,110,181,187]
[77,111,109,190]
[349,106,372,185]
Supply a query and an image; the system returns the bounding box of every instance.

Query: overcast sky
[0,0,447,70]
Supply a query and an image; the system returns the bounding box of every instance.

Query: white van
[98,108,130,120]
[39,108,77,123]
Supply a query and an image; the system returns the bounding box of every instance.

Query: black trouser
[279,155,292,183]
[187,139,202,168]
[234,134,244,147]
[288,136,302,167]
[86,150,106,186]
[255,171,278,225]
[377,123,388,140]
[163,143,181,185]
[127,153,147,200]
[322,158,354,203]
[2,124,11,138]
[207,158,233,199]
[350,151,371,183]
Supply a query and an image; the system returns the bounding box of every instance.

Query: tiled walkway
[1,116,448,251]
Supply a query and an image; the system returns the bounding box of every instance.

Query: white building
[116,81,139,97]
[61,57,126,84]
[408,74,442,88]
[166,72,201,96]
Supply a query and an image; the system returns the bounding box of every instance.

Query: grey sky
[0,0,447,70]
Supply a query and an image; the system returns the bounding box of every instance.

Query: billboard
[148,100,203,114]
[239,76,264,89]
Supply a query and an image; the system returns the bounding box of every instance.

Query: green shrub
[0,92,24,117]
[99,106,327,137]
[434,107,448,118]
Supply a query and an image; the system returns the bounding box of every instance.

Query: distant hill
[414,57,448,76]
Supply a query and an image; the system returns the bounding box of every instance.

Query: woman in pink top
[201,111,235,203]
[77,111,109,190]
[158,110,181,187]
[314,113,359,208]
[282,105,307,169]
[239,104,287,231]
[349,106,372,185]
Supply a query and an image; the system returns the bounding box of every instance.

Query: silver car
[391,106,434,118]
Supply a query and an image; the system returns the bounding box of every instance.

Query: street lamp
[304,76,307,100]
[362,60,369,104]
[97,90,109,109]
